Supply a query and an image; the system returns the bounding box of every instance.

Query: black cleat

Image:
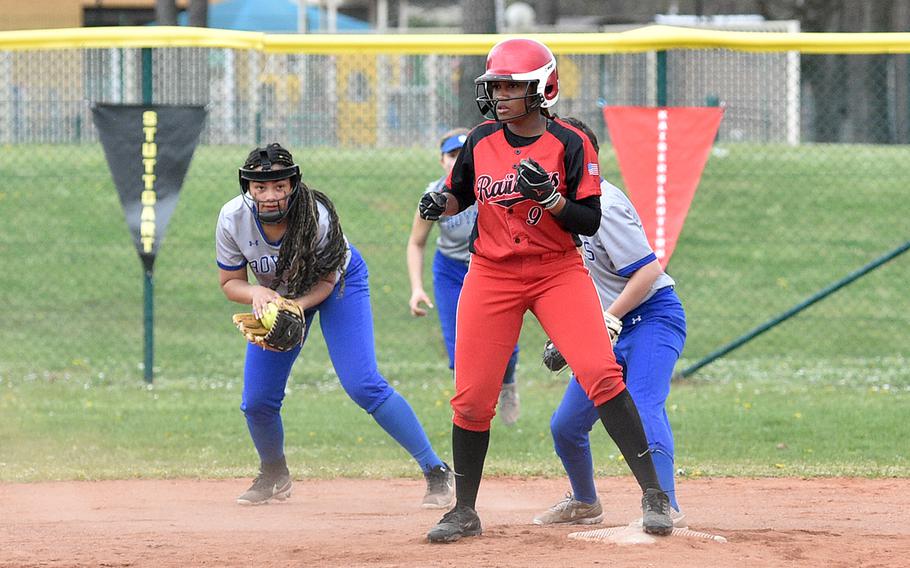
[427,504,483,543]
[641,487,673,535]
[236,471,292,505]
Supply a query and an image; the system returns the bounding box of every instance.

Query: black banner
[92,104,207,272]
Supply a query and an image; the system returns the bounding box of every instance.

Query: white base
[568,524,727,545]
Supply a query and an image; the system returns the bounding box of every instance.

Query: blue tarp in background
[177,0,370,32]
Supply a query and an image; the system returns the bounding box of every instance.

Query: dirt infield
[2,477,907,567]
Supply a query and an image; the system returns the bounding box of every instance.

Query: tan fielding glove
[232,297,305,352]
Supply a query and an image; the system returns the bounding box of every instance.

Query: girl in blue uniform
[405,129,521,425]
[216,143,453,507]
[533,118,688,528]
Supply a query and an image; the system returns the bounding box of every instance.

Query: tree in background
[756,0,908,143]
[188,0,208,27]
[534,0,558,26]
[156,0,178,26]
[156,0,207,28]
[458,0,497,128]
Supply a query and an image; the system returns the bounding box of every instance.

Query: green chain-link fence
[1,27,907,385]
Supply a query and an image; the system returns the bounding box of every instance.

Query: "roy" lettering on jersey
[249,255,279,275]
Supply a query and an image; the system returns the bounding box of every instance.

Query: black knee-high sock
[596,389,662,492]
[262,454,288,476]
[452,424,490,510]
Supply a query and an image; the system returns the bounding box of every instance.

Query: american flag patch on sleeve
[587,163,600,176]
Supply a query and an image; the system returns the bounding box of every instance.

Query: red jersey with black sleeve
[445,118,602,262]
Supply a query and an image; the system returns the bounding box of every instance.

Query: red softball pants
[451,250,626,431]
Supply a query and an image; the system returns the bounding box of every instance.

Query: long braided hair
[243,144,347,298]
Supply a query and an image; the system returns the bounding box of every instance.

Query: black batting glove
[514,158,560,209]
[418,191,449,221]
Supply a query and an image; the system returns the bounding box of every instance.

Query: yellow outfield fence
[7,25,910,54]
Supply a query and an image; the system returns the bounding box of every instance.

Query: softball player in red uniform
[417,38,673,543]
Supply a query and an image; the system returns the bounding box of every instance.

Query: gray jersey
[580,179,675,309]
[424,176,476,264]
[215,194,351,295]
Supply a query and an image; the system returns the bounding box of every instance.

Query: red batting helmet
[474,38,559,121]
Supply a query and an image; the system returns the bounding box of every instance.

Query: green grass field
[0,142,907,482]
[2,358,906,482]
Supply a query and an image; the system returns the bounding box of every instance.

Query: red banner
[602,106,723,268]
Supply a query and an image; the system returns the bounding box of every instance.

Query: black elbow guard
[555,196,600,235]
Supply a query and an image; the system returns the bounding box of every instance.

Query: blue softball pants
[549,286,686,509]
[241,245,443,472]
[432,250,519,383]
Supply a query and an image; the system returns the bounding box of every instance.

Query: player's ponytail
[271,181,347,298]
